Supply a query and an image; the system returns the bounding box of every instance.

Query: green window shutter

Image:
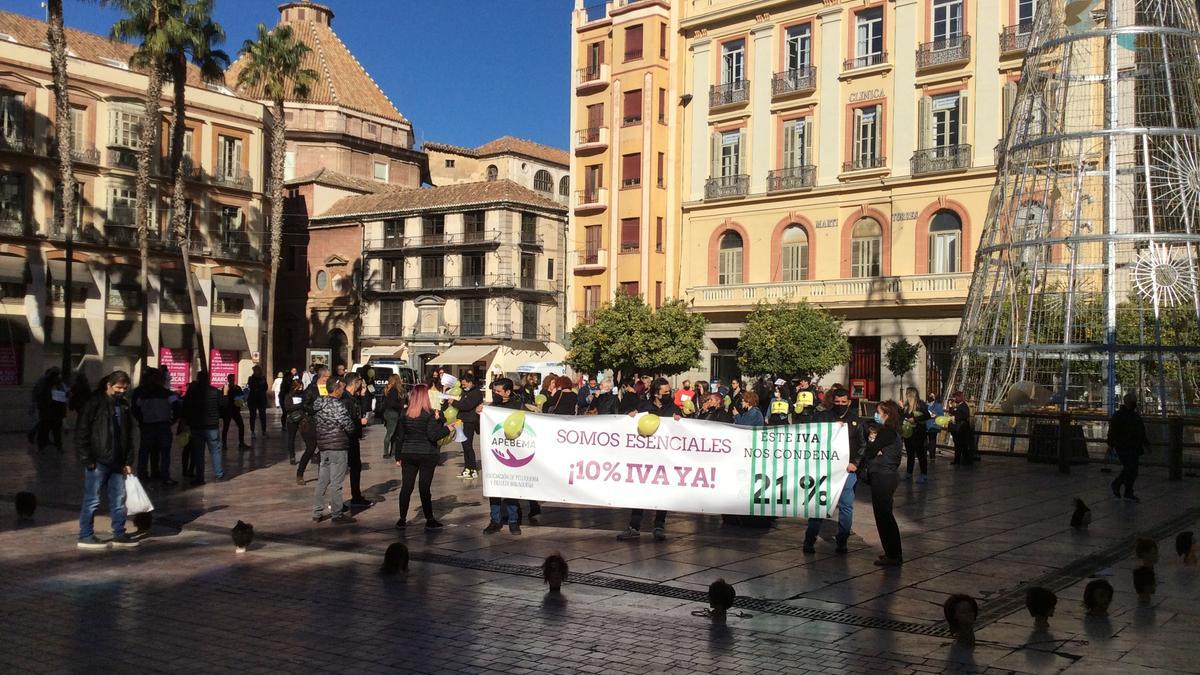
[918,96,932,150]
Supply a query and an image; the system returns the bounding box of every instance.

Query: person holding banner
[483,377,528,534]
[793,375,819,423]
[804,388,862,555]
[861,400,905,566]
[456,374,485,478]
[618,378,682,541]
[587,379,618,415]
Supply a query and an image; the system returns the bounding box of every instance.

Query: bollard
[1169,418,1183,481]
[1057,411,1071,474]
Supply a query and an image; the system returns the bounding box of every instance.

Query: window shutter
[735,131,745,174]
[802,118,813,167]
[957,93,969,148]
[1002,81,1017,132]
[234,139,244,170]
[852,108,864,162]
[711,132,721,178]
[782,120,796,169]
[918,96,932,150]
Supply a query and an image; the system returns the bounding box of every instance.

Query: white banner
[479,409,851,518]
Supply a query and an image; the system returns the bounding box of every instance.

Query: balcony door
[584,165,602,200]
[785,24,811,72]
[932,0,963,44]
[584,225,601,263]
[722,40,745,85]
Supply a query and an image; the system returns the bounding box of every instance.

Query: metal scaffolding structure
[950,0,1200,416]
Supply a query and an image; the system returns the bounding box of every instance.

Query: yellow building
[569,0,680,322]
[570,0,1035,399]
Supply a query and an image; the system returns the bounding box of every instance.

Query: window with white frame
[283,151,296,181]
[69,106,86,152]
[107,184,136,227]
[928,210,961,273]
[852,105,881,166]
[0,91,23,145]
[785,24,812,72]
[0,171,23,225]
[1018,0,1037,29]
[781,225,809,281]
[717,230,743,285]
[850,217,882,278]
[373,160,388,182]
[722,40,745,84]
[932,0,963,44]
[783,117,810,168]
[109,106,142,149]
[218,205,242,245]
[218,135,242,178]
[855,8,884,63]
[932,93,961,148]
[720,131,741,177]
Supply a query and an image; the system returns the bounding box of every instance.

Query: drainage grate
[966,506,1200,630]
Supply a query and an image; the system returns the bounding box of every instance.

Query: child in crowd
[942,594,978,647]
[1082,579,1113,617]
[1025,587,1057,630]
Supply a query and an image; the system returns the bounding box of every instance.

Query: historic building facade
[573,0,1034,399]
[0,9,268,409]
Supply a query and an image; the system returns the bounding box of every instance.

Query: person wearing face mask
[76,371,138,549]
[803,387,863,555]
[455,373,485,479]
[699,392,734,423]
[619,378,682,540]
[616,377,642,415]
[588,379,618,415]
[925,393,944,461]
[792,374,819,423]
[860,400,905,566]
[733,391,764,426]
[766,379,792,426]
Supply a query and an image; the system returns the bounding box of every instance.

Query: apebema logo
[490,423,537,468]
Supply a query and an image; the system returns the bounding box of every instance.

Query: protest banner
[479,409,851,518]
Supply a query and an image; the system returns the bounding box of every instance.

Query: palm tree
[236,24,315,382]
[45,0,79,375]
[165,0,228,371]
[111,0,176,374]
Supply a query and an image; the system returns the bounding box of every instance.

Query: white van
[352,360,418,414]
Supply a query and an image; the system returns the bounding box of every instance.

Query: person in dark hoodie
[616,377,642,415]
[132,368,180,485]
[76,371,138,549]
[455,373,485,479]
[183,370,224,485]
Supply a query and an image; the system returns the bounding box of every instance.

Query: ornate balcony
[767,165,816,193]
[911,144,972,176]
[688,272,973,310]
[364,229,506,251]
[0,132,33,154]
[916,35,971,70]
[843,52,887,72]
[573,248,608,274]
[212,164,252,191]
[1000,23,1034,54]
[575,126,609,154]
[771,67,816,97]
[709,80,749,109]
[574,187,608,214]
[842,156,888,173]
[105,225,138,248]
[704,174,749,200]
[108,146,139,170]
[575,63,610,93]
[0,219,29,237]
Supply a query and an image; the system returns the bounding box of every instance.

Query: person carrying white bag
[125,475,155,517]
[76,371,141,550]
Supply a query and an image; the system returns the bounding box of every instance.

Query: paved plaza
[1,414,1198,674]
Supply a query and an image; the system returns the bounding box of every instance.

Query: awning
[106,319,141,347]
[48,260,91,286]
[210,324,250,351]
[0,314,30,342]
[46,317,93,346]
[360,345,406,361]
[0,256,26,283]
[212,275,252,297]
[489,343,568,375]
[426,344,498,366]
[160,322,195,350]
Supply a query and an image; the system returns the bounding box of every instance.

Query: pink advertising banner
[158,348,191,394]
[209,349,240,386]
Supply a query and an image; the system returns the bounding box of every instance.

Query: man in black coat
[803,388,863,555]
[183,370,224,485]
[483,378,525,534]
[341,374,370,507]
[1108,392,1147,502]
[77,371,138,549]
[619,378,681,541]
[456,373,485,478]
[296,365,330,483]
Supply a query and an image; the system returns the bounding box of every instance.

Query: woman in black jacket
[281,379,307,465]
[378,375,405,459]
[393,384,452,530]
[544,375,578,415]
[901,387,930,482]
[948,391,975,466]
[860,400,905,566]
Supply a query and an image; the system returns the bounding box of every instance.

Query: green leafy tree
[884,337,920,397]
[566,293,706,378]
[736,301,850,379]
[236,23,316,382]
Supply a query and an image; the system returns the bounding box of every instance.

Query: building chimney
[278,1,334,27]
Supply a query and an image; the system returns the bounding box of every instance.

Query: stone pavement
[1,412,1198,674]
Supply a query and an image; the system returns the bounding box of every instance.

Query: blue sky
[0,0,574,149]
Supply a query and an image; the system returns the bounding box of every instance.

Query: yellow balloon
[535,394,547,406]
[638,413,661,436]
[503,411,526,440]
[682,401,696,415]
[935,415,954,428]
[444,406,459,424]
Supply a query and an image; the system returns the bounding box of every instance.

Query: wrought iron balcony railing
[767,165,816,193]
[771,67,816,96]
[0,132,32,153]
[108,146,139,170]
[842,156,888,172]
[212,164,253,190]
[709,80,750,108]
[916,34,971,69]
[1000,23,1034,53]
[843,52,887,71]
[575,126,609,148]
[911,144,972,175]
[704,174,749,200]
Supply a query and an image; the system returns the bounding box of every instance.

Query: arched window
[558,175,569,196]
[780,225,809,281]
[486,165,498,182]
[717,230,743,285]
[850,217,882,278]
[928,210,961,274]
[534,169,553,192]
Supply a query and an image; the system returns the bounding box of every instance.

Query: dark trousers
[870,473,902,560]
[222,411,245,447]
[37,418,63,450]
[905,436,928,475]
[461,421,479,470]
[248,404,267,435]
[1112,448,1140,497]
[926,429,939,460]
[285,419,302,461]
[138,423,173,480]
[629,509,666,530]
[398,455,438,521]
[489,496,519,523]
[181,426,193,477]
[296,426,318,477]
[951,429,974,465]
[348,436,363,499]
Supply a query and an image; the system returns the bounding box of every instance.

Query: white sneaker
[469,470,479,479]
[458,469,472,478]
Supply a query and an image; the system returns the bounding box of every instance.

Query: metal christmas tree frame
[950,0,1200,415]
